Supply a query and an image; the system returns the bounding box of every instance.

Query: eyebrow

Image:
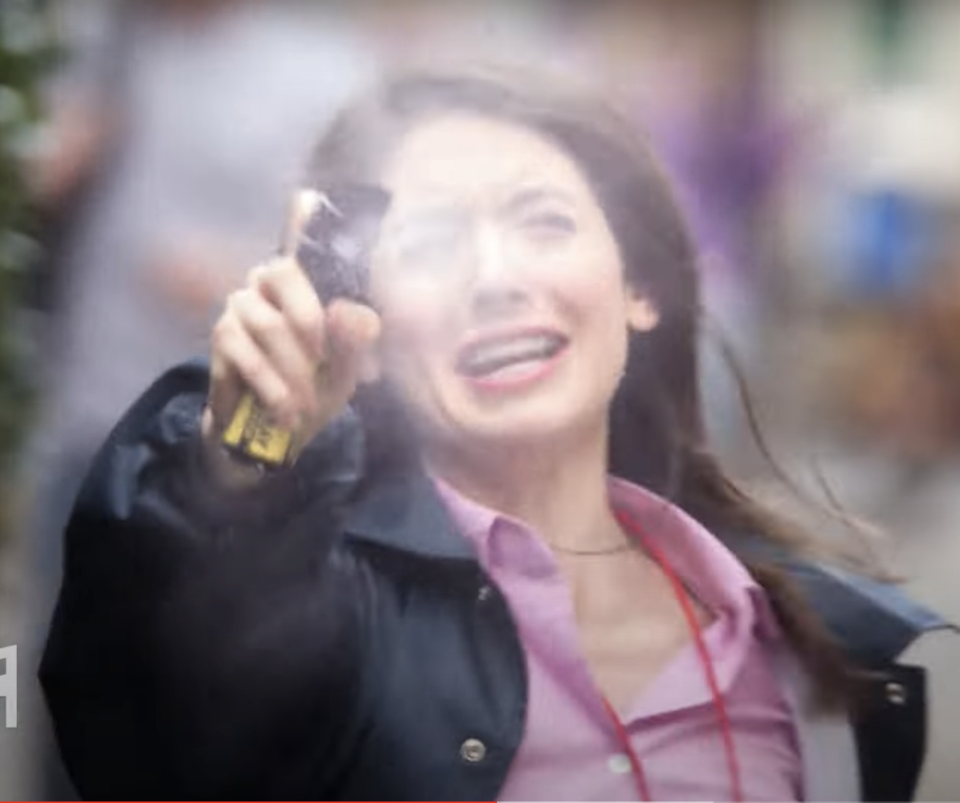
[383,183,577,235]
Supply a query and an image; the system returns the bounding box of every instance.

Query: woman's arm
[39,359,370,799]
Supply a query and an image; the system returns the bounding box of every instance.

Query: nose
[467,220,528,319]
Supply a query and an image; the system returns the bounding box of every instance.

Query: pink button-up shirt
[434,476,802,802]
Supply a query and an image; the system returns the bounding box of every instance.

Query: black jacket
[41,361,950,801]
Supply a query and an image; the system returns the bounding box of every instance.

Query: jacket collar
[343,458,477,562]
[789,561,953,666]
[722,529,955,667]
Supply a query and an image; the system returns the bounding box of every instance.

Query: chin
[449,398,603,453]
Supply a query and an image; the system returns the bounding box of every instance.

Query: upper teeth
[462,335,561,374]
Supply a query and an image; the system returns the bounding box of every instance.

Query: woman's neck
[426,426,627,551]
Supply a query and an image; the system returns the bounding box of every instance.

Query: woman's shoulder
[728,527,953,666]
[798,561,951,666]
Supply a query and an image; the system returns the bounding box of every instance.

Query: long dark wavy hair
[304,62,863,708]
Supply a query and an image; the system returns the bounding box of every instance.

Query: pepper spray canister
[220,184,391,469]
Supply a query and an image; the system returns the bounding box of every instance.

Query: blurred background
[2,0,960,798]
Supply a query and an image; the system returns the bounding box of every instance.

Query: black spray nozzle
[296,183,392,306]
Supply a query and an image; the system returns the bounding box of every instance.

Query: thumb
[326,299,382,370]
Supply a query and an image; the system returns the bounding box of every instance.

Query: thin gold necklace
[546,540,635,556]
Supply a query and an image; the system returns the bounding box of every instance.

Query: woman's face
[369,113,658,454]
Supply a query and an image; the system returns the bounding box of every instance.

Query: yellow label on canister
[221,392,293,468]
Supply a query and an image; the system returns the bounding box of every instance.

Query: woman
[41,64,947,801]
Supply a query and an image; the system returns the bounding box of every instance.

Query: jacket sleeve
[39,359,372,800]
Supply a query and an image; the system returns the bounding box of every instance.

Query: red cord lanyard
[604,507,745,803]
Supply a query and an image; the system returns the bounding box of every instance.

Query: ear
[625,288,660,333]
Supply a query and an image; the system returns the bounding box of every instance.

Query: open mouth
[456,330,569,380]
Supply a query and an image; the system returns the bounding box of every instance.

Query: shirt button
[885,681,907,706]
[460,738,487,763]
[477,585,493,602]
[608,753,632,775]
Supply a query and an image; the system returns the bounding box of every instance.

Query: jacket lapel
[342,459,476,561]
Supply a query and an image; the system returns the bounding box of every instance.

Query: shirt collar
[608,476,781,641]
[432,473,782,642]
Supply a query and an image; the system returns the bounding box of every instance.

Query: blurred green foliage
[0,0,57,483]
[868,0,913,82]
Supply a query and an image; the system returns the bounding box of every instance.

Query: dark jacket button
[477,585,493,602]
[460,738,487,763]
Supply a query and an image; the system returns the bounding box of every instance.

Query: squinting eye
[521,211,577,236]
[393,227,462,268]
[386,209,473,270]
